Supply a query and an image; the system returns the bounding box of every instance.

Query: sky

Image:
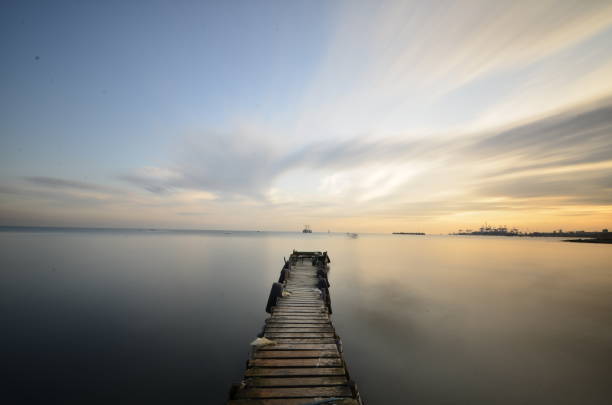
[1,0,612,233]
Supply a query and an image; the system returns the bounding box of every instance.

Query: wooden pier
[227,250,363,405]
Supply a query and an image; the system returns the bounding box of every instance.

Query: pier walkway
[227,250,362,405]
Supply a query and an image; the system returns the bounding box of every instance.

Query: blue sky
[1,1,612,232]
[1,1,335,173]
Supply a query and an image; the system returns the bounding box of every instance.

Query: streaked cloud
[294,0,612,135]
[5,96,606,231]
[24,176,113,192]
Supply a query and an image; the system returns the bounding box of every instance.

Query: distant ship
[302,225,312,233]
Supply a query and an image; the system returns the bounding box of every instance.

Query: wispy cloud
[24,176,113,192]
[118,167,183,195]
[293,1,612,135]
[4,95,612,231]
[112,97,612,217]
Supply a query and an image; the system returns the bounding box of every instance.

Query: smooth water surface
[1,228,611,404]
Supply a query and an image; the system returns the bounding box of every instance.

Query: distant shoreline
[564,238,612,244]
[392,232,426,235]
[452,231,610,239]
[0,225,265,234]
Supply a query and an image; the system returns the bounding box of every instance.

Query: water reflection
[1,230,611,404]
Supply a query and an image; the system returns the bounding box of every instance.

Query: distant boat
[346,232,358,238]
[302,225,312,233]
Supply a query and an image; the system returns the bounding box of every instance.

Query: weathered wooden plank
[265,326,333,331]
[265,327,334,333]
[289,271,317,281]
[287,281,317,293]
[233,386,352,399]
[268,321,330,325]
[265,332,335,338]
[266,322,331,326]
[252,350,339,358]
[283,296,320,299]
[267,319,330,323]
[266,318,330,323]
[273,306,323,310]
[271,304,325,309]
[265,323,332,328]
[228,399,360,405]
[248,358,342,368]
[268,320,330,324]
[255,343,338,351]
[266,316,331,320]
[276,304,322,307]
[286,277,318,280]
[286,276,317,279]
[270,337,336,347]
[244,367,346,377]
[284,292,320,295]
[287,274,318,277]
[283,291,320,294]
[279,298,320,301]
[273,312,326,315]
[271,310,326,313]
[271,313,327,318]
[279,297,320,299]
[286,282,318,285]
[246,376,348,387]
[271,313,326,317]
[285,282,318,285]
[287,277,319,284]
[282,292,319,295]
[287,280,318,293]
[272,309,326,314]
[270,314,329,318]
[282,290,319,292]
[280,298,320,301]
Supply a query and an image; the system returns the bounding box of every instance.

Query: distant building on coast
[453,223,518,236]
[451,224,610,239]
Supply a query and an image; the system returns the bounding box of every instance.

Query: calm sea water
[1,228,611,404]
